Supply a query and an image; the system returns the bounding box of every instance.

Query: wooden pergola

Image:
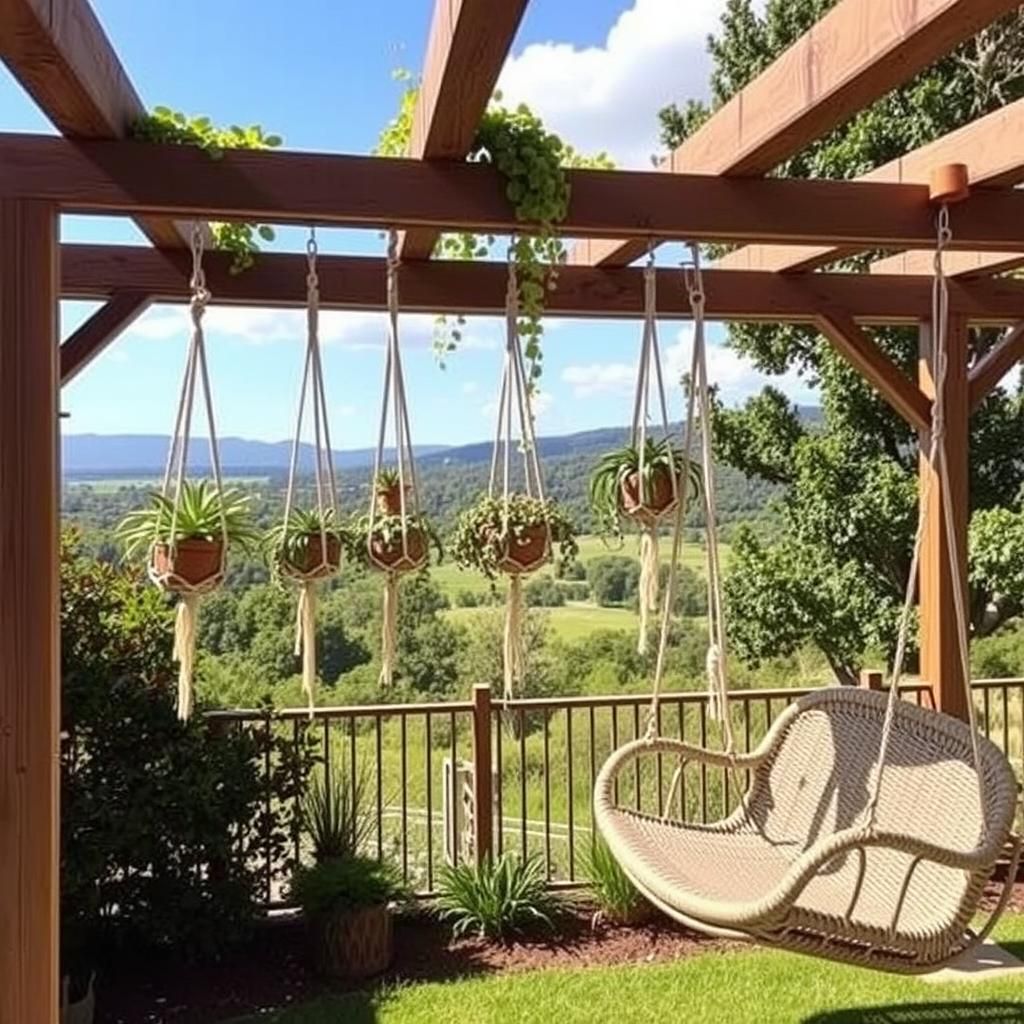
[3,0,1024,1016]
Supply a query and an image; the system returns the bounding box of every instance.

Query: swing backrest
[748,689,1016,860]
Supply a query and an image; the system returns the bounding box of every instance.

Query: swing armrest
[594,736,767,809]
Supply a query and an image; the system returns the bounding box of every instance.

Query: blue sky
[1,0,814,447]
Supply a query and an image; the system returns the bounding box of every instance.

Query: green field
[446,601,639,641]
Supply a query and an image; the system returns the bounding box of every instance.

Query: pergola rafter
[399,0,528,259]
[570,0,1021,268]
[5,1,1024,1019]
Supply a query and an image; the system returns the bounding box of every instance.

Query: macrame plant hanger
[629,244,681,655]
[489,252,551,700]
[366,230,426,687]
[150,224,228,721]
[280,228,341,715]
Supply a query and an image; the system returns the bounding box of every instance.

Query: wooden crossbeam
[10,134,1024,250]
[716,97,1024,274]
[871,248,1024,278]
[968,321,1024,409]
[400,0,528,260]
[60,290,151,385]
[59,244,1024,326]
[0,0,191,248]
[812,306,932,431]
[573,0,1021,268]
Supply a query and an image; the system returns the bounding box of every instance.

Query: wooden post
[860,669,884,691]
[471,684,493,864]
[0,199,60,1024]
[918,316,971,721]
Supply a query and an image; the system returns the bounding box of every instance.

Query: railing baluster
[543,711,551,877]
[400,713,408,882]
[566,706,575,881]
[519,707,528,859]
[611,705,619,805]
[495,711,504,857]
[425,713,433,890]
[349,717,358,849]
[375,716,383,861]
[292,718,301,867]
[632,703,641,813]
[450,711,458,868]
[699,701,708,824]
[655,700,664,818]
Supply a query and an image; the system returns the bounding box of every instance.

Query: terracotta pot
[369,525,427,572]
[494,522,550,575]
[620,466,678,526]
[929,162,969,204]
[151,538,223,590]
[281,533,342,578]
[375,483,409,517]
[312,904,393,979]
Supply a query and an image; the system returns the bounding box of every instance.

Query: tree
[587,555,641,607]
[659,1,1024,683]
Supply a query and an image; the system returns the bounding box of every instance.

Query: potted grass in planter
[291,855,407,979]
[265,507,345,581]
[116,479,258,590]
[451,494,578,580]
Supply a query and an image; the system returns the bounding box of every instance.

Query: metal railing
[209,677,1023,905]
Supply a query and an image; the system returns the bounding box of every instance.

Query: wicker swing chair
[595,231,1022,974]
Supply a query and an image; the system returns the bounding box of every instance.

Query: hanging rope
[630,245,679,655]
[368,230,426,687]
[149,224,228,721]
[489,252,551,699]
[280,228,342,716]
[864,204,986,828]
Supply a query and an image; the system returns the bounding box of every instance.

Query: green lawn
[446,601,639,641]
[230,915,1024,1023]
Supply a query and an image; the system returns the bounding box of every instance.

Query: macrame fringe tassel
[173,594,201,721]
[637,525,660,655]
[503,574,526,701]
[379,572,399,688]
[294,581,318,717]
[706,642,725,725]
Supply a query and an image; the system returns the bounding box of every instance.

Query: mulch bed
[95,882,1024,1024]
[95,901,722,1024]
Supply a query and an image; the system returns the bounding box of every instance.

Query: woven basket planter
[151,538,223,591]
[620,467,679,527]
[279,533,342,581]
[312,904,393,980]
[494,523,550,575]
[369,526,428,574]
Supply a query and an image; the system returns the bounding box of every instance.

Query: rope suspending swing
[366,230,428,687]
[278,227,342,715]
[150,225,229,721]
[489,254,551,699]
[595,219,1021,973]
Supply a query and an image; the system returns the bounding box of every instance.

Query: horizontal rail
[206,699,474,721]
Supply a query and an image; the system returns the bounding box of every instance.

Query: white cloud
[123,305,503,352]
[461,381,480,395]
[561,361,635,399]
[497,0,727,168]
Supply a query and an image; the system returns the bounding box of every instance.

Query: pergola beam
[58,244,1024,326]
[60,290,151,385]
[400,0,528,260]
[717,96,1024,274]
[573,0,1021,268]
[813,306,931,431]
[968,321,1024,410]
[871,248,1024,278]
[9,134,1024,251]
[0,0,193,248]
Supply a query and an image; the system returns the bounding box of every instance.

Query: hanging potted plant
[265,507,345,579]
[451,494,577,580]
[352,495,443,575]
[291,854,407,980]
[117,480,258,584]
[589,437,700,538]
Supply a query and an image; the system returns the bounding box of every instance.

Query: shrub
[291,855,406,918]
[581,837,649,925]
[61,530,315,964]
[587,555,640,607]
[455,589,483,608]
[436,853,561,941]
[524,576,566,607]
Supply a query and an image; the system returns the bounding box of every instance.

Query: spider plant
[264,506,345,574]
[589,437,701,537]
[115,479,259,559]
[450,494,578,580]
[436,853,562,941]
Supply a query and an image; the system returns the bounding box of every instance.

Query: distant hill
[62,434,450,476]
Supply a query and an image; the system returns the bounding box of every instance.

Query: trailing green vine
[376,78,612,382]
[133,107,283,273]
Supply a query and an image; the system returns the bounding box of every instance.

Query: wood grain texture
[813,307,931,431]
[0,0,188,247]
[871,248,1024,278]
[717,97,1024,273]
[9,133,1024,250]
[400,0,528,260]
[60,289,151,385]
[0,198,60,1024]
[575,0,1022,267]
[918,316,970,721]
[58,244,1024,326]
[968,321,1024,410]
